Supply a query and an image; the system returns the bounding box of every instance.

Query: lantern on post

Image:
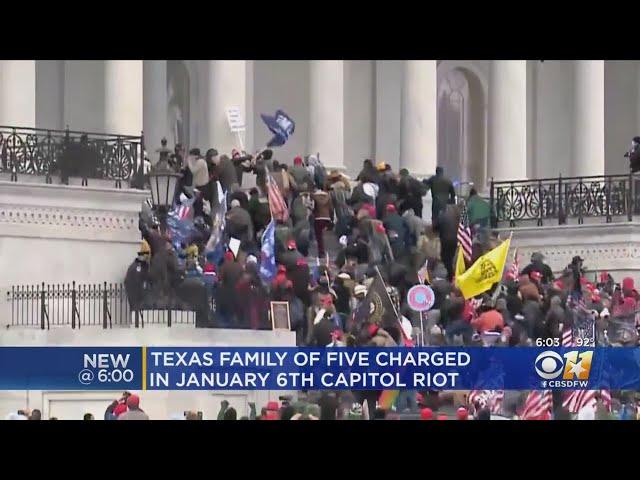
[148,145,181,231]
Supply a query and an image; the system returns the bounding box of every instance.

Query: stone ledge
[0,180,150,213]
[496,222,640,282]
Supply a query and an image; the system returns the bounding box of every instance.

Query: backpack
[314,165,327,190]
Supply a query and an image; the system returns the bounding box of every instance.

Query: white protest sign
[226,106,245,133]
[229,237,241,259]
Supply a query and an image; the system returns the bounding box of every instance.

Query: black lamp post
[148,150,181,233]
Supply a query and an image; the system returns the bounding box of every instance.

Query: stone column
[573,60,605,176]
[308,60,344,170]
[104,60,143,136]
[143,60,169,163]
[0,60,36,127]
[203,60,246,155]
[487,60,527,181]
[400,60,437,177]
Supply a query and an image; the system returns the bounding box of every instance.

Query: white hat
[246,255,258,265]
[600,308,610,318]
[5,412,27,420]
[354,285,367,296]
[230,199,240,208]
[429,325,442,336]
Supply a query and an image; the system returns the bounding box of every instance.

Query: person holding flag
[455,234,512,300]
[259,219,277,283]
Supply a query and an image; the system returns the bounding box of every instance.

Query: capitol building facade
[2,60,637,186]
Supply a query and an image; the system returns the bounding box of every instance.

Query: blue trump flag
[260,109,295,147]
[260,220,276,282]
[205,181,227,265]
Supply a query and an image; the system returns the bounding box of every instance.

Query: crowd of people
[124,138,640,420]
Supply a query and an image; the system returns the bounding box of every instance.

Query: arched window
[437,64,487,191]
[167,61,190,149]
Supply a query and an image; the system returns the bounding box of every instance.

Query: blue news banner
[1,347,640,391]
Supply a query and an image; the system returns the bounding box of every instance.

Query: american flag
[561,327,574,347]
[507,248,520,280]
[563,390,611,414]
[468,390,504,414]
[267,172,289,222]
[521,390,553,420]
[568,293,587,311]
[177,204,191,220]
[469,297,483,310]
[457,202,473,263]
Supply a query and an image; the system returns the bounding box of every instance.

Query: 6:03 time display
[98,369,134,382]
[535,338,594,347]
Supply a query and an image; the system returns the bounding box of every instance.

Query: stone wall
[0,181,148,292]
[498,222,640,283]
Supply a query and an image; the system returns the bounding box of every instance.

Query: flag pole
[490,231,513,307]
[373,266,400,320]
[373,265,411,345]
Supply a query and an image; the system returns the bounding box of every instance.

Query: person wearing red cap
[278,239,304,270]
[622,277,640,301]
[261,401,280,420]
[420,407,434,420]
[290,156,314,192]
[113,403,128,418]
[456,407,469,420]
[529,271,544,295]
[359,203,376,220]
[521,252,554,285]
[530,270,542,283]
[117,394,149,420]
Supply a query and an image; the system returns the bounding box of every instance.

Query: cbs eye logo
[535,350,593,380]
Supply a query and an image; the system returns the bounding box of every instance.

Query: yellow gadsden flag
[455,236,512,299]
[455,244,466,280]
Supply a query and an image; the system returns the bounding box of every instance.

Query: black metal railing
[6,282,199,329]
[0,126,145,188]
[490,173,638,227]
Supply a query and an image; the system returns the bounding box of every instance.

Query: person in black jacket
[398,168,426,218]
[568,255,584,296]
[625,136,640,173]
[423,166,456,230]
[437,204,459,281]
[214,154,239,193]
[520,252,554,285]
[382,204,409,260]
[356,159,380,184]
[230,149,254,187]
